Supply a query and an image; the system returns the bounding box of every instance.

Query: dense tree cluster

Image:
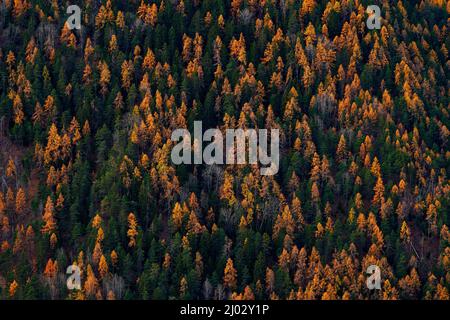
[0,0,449,300]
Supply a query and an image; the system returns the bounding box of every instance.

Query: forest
[0,0,449,300]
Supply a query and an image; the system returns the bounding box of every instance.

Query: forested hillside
[0,0,449,300]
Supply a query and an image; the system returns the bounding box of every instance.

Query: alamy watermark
[170,121,279,176]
